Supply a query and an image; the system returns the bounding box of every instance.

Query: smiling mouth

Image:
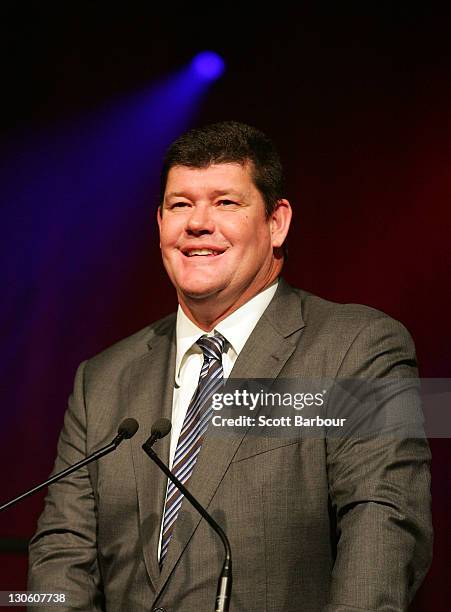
[182,248,225,257]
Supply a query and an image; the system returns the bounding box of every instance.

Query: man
[28,121,432,611]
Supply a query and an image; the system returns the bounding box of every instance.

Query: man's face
[157,162,290,315]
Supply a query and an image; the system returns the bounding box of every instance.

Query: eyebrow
[165,189,244,200]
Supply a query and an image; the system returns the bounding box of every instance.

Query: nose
[185,203,215,235]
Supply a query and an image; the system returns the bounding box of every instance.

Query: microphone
[0,418,139,513]
[142,417,172,450]
[142,418,232,612]
[112,417,139,444]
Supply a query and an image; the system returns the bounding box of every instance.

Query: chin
[182,288,221,301]
[179,281,226,301]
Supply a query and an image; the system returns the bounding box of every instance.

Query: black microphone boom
[0,418,139,513]
[142,418,232,612]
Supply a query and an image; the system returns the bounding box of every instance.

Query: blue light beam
[191,51,225,80]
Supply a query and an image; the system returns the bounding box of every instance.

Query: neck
[178,274,280,332]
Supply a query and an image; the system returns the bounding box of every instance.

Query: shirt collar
[175,280,279,384]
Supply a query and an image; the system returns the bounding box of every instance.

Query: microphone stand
[142,442,232,612]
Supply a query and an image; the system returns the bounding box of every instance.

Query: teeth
[186,249,219,256]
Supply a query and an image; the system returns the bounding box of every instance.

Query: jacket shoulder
[276,282,417,376]
[293,285,410,337]
[274,280,414,352]
[83,311,176,376]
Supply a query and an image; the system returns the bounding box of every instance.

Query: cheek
[226,216,258,242]
[241,223,271,250]
[160,221,181,248]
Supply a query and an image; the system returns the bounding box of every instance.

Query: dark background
[1,5,450,609]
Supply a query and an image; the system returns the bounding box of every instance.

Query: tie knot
[197,333,226,362]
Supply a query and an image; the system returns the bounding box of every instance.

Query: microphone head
[151,418,172,440]
[118,418,139,439]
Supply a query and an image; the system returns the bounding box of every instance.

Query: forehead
[164,162,259,200]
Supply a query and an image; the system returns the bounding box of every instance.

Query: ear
[157,205,163,247]
[270,199,292,248]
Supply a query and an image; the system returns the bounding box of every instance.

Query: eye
[170,201,190,209]
[218,199,237,207]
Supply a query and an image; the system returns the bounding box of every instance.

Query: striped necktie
[160,332,226,565]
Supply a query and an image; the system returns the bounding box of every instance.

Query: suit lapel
[155,280,305,596]
[129,316,176,590]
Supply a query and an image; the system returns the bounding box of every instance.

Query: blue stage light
[191,51,225,80]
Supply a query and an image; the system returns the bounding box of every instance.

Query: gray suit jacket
[28,280,432,611]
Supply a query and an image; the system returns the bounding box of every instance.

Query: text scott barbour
[212,415,347,428]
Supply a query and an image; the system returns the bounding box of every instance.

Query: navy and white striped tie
[159,333,226,565]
